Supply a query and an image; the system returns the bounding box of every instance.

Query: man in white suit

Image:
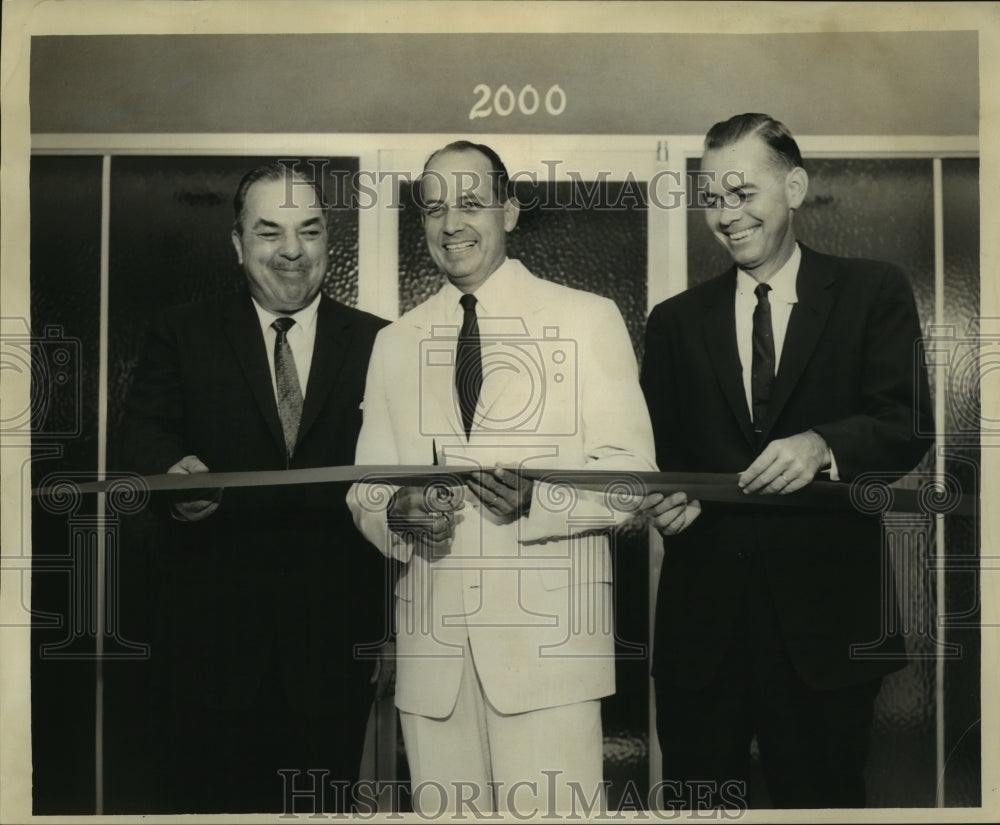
[349,141,657,814]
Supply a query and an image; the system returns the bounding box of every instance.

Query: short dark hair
[232,161,327,234]
[704,113,803,171]
[418,140,513,206]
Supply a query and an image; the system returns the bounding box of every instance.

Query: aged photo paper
[2,1,998,823]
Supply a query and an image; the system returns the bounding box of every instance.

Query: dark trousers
[157,665,373,814]
[655,559,882,809]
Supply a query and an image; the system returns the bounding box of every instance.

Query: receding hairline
[244,174,326,206]
[233,167,328,234]
[421,147,499,188]
[419,142,512,205]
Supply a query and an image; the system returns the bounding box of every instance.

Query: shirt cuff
[827,448,840,481]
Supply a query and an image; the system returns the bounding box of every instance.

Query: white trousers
[399,646,605,816]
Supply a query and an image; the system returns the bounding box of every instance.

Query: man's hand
[638,491,702,536]
[738,430,831,495]
[387,484,464,548]
[167,455,222,521]
[467,465,533,524]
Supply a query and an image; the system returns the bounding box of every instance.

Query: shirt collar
[251,291,322,335]
[736,243,800,304]
[440,257,519,319]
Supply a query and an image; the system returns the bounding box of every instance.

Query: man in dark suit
[121,162,388,813]
[639,114,933,809]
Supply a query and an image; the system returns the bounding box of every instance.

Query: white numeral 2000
[469,84,567,120]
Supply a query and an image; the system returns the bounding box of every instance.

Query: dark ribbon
[32,465,974,516]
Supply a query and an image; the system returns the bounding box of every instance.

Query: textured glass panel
[29,155,103,476]
[942,509,981,808]
[941,157,980,807]
[686,158,939,806]
[398,179,650,802]
[940,157,980,482]
[603,529,652,807]
[867,516,937,807]
[29,155,103,814]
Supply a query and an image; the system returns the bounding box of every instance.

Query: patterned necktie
[751,282,775,432]
[456,293,483,440]
[271,317,303,460]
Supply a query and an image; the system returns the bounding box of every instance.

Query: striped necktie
[272,317,303,460]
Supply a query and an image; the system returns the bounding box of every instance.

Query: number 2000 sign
[469,84,567,120]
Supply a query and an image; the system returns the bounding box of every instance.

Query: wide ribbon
[31,465,974,516]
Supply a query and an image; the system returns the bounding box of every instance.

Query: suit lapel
[222,294,286,456]
[413,296,466,441]
[474,262,542,434]
[703,269,755,446]
[298,297,349,447]
[476,313,541,428]
[760,245,836,441]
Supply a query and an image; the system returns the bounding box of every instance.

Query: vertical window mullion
[94,153,111,815]
[932,155,946,808]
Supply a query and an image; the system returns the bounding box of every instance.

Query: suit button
[737,551,748,561]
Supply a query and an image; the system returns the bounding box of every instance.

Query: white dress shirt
[734,243,837,477]
[437,255,513,324]
[252,292,321,400]
[735,243,801,417]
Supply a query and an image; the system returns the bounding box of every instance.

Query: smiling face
[231,177,328,314]
[419,148,519,294]
[700,134,808,282]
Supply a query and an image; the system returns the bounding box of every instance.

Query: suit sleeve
[347,329,412,563]
[120,313,189,478]
[639,303,683,471]
[810,265,934,481]
[519,298,657,542]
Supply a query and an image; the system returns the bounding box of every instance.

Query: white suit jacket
[349,259,655,717]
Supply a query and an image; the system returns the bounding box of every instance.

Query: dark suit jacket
[121,291,389,712]
[641,245,933,691]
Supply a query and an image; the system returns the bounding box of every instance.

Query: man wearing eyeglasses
[349,141,656,814]
[639,114,934,809]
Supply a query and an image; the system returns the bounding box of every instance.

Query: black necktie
[456,294,483,439]
[751,282,775,432]
[271,317,303,459]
